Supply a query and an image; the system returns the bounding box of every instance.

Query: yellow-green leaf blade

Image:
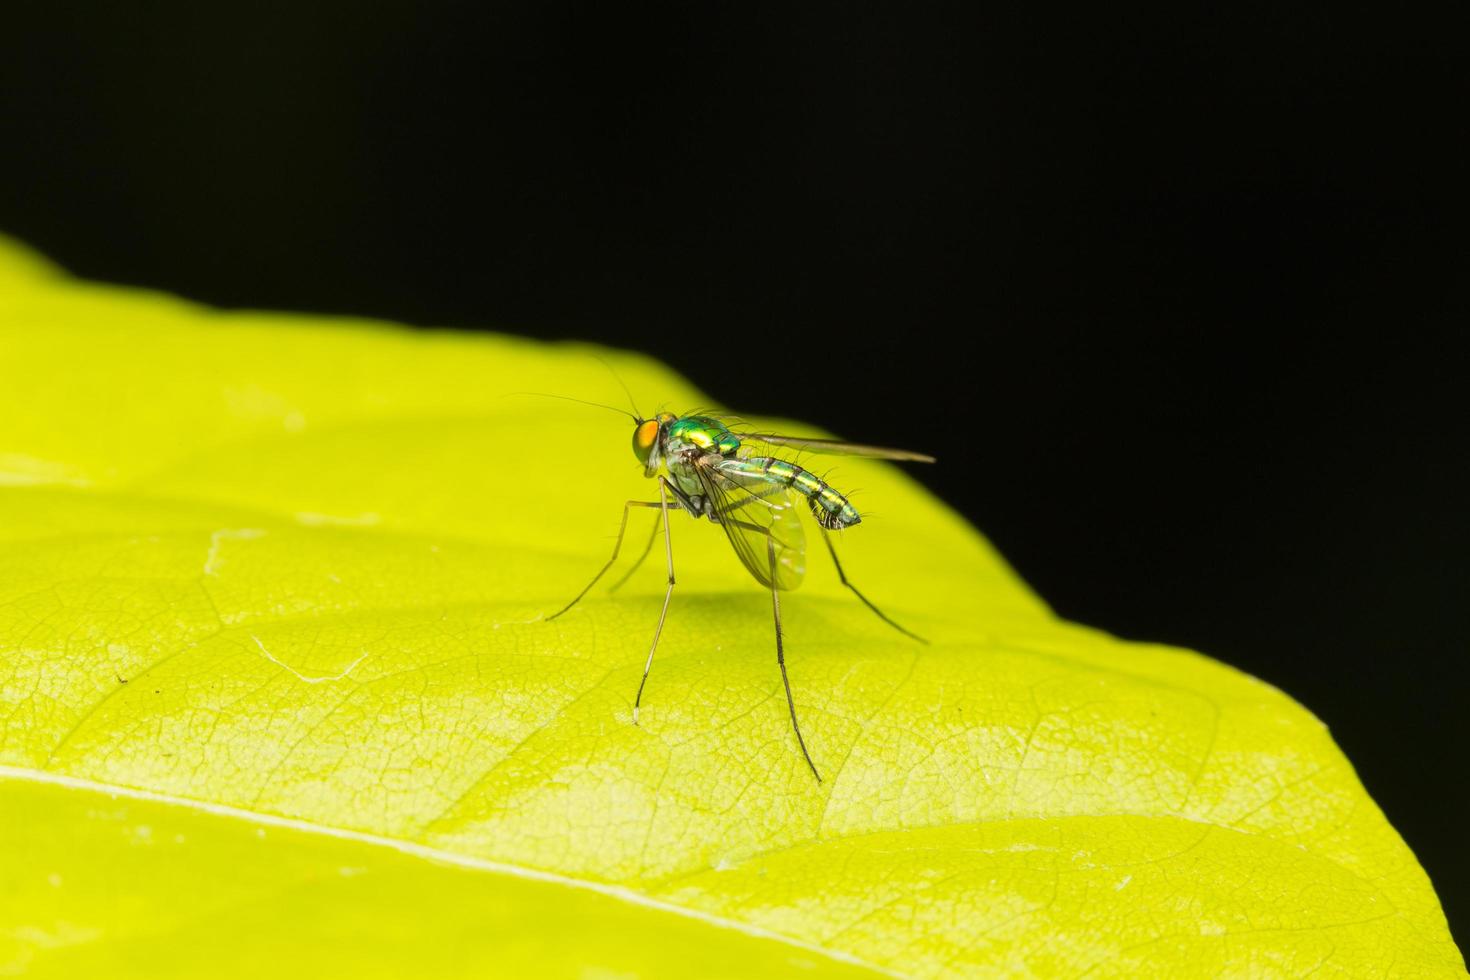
[1,773,882,979]
[0,234,1462,977]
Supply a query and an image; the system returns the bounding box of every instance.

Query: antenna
[508,391,639,421]
[591,354,643,420]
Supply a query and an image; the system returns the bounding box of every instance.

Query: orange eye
[632,420,660,463]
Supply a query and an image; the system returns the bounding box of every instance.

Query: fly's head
[631,412,677,478]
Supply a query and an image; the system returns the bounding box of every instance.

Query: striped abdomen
[750,456,861,530]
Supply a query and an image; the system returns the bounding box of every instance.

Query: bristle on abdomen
[751,456,862,530]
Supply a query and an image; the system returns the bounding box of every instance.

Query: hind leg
[820,528,928,644]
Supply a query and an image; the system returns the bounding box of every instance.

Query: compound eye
[632,419,660,463]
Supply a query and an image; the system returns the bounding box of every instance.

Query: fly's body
[658,414,861,532]
[549,403,933,783]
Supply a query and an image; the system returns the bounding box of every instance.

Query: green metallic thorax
[662,415,740,500]
[666,416,742,456]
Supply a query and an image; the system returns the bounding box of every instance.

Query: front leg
[633,476,680,723]
[547,492,681,621]
[610,486,703,592]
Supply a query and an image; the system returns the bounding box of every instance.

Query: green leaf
[0,233,1462,978]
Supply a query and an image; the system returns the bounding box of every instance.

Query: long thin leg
[632,477,677,723]
[547,497,679,621]
[608,508,661,593]
[615,478,784,593]
[821,529,928,644]
[768,534,822,782]
[721,514,822,782]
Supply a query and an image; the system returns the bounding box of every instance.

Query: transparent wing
[736,432,935,463]
[693,454,807,590]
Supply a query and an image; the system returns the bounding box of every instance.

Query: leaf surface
[0,234,1462,977]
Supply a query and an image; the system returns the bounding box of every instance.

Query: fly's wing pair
[735,432,936,463]
[692,454,807,591]
[692,426,933,591]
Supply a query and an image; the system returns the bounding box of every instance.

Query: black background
[3,2,1465,951]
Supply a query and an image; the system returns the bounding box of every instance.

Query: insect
[546,398,934,782]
